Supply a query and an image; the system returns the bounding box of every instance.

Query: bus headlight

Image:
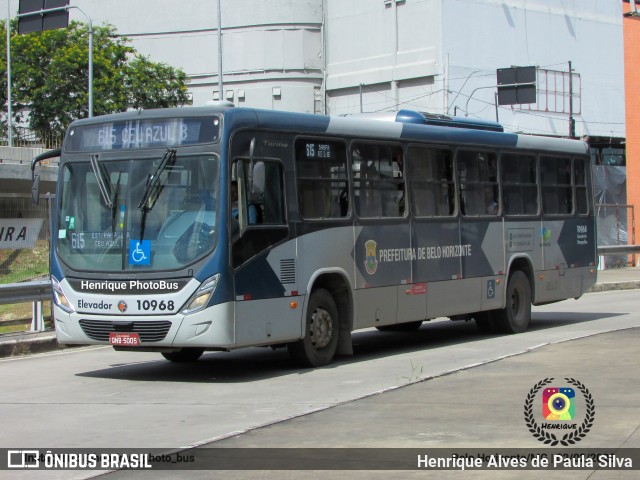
[181,274,220,315]
[51,276,75,314]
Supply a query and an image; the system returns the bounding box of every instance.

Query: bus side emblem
[118,301,128,313]
[364,240,378,275]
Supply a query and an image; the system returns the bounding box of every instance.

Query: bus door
[457,150,504,313]
[406,145,459,319]
[352,143,411,328]
[229,132,295,345]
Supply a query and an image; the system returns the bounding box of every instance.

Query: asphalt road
[2,288,640,480]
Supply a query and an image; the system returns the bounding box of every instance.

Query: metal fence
[595,203,636,268]
[0,127,63,150]
[0,194,53,281]
[0,193,54,332]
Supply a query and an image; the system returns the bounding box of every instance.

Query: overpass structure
[0,147,58,195]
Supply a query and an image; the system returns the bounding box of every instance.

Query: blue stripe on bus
[399,122,520,148]
[224,108,331,135]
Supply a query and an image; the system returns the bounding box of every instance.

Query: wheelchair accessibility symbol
[487,279,496,299]
[129,240,151,265]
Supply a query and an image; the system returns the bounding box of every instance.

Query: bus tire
[288,288,339,367]
[161,348,205,362]
[492,270,531,333]
[376,320,423,332]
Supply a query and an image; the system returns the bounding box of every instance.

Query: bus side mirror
[32,174,41,205]
[30,148,62,206]
[250,161,265,198]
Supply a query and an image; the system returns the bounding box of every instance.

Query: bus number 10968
[137,300,175,311]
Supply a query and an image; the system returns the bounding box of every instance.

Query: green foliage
[0,20,190,138]
[126,55,190,110]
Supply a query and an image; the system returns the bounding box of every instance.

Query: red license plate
[109,332,140,347]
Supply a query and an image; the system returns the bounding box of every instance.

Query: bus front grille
[79,320,172,343]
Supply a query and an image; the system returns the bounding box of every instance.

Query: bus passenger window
[351,143,404,218]
[541,156,573,215]
[501,153,538,215]
[407,146,455,217]
[295,139,348,219]
[574,158,589,215]
[457,150,498,216]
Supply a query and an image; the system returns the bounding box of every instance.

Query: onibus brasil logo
[524,377,595,445]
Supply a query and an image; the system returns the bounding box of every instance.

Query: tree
[1,20,190,139]
[126,55,190,110]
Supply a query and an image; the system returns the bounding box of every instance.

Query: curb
[587,281,640,293]
[0,333,61,358]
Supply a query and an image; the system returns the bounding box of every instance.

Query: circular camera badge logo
[117,300,128,313]
[524,377,595,446]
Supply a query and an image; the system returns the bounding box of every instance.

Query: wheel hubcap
[510,289,521,316]
[310,307,333,349]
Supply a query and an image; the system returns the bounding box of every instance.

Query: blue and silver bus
[32,106,597,367]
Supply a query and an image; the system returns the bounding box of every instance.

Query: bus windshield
[56,153,219,272]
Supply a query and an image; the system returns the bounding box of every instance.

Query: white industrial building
[4,0,626,141]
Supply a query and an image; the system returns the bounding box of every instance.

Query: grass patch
[0,301,52,331]
[0,320,54,334]
[0,239,51,329]
[0,239,50,284]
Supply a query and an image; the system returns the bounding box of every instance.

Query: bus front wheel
[492,271,531,333]
[288,288,339,367]
[161,348,205,363]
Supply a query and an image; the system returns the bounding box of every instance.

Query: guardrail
[0,280,51,332]
[596,245,640,255]
[0,280,51,305]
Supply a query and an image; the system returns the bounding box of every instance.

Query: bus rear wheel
[288,288,339,367]
[492,271,531,333]
[161,348,205,362]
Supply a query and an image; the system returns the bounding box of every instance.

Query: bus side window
[407,146,455,217]
[541,155,572,215]
[352,144,381,218]
[295,139,348,219]
[501,153,538,215]
[574,157,589,215]
[352,143,404,218]
[457,150,498,216]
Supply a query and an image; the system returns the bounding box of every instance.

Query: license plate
[109,332,140,347]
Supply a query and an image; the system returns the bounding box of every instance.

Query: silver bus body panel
[49,107,597,354]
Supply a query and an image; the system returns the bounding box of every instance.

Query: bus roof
[67,106,588,156]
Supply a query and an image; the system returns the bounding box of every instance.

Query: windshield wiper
[111,172,122,234]
[89,153,113,208]
[138,148,176,211]
[138,148,176,241]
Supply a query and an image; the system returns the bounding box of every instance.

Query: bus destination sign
[66,117,220,151]
[305,142,333,160]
